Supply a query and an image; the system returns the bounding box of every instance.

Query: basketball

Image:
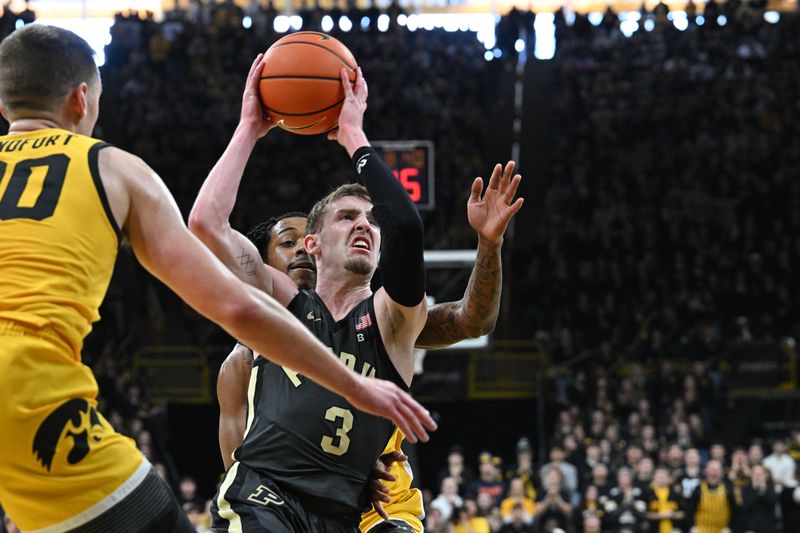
[259,32,357,136]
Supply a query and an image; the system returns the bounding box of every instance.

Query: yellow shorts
[359,428,424,533]
[0,323,144,531]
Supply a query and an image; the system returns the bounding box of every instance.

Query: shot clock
[371,140,435,210]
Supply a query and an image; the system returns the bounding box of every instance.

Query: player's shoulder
[96,145,151,174]
[223,343,255,368]
[219,343,255,383]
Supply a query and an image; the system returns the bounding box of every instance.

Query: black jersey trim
[88,142,121,243]
[365,295,409,391]
[293,290,408,390]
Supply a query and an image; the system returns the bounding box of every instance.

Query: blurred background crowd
[2,0,800,531]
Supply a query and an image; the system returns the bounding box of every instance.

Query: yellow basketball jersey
[0,128,119,354]
[360,428,424,533]
[695,481,730,533]
[0,128,143,531]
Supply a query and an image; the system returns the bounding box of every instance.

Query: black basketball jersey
[234,290,406,519]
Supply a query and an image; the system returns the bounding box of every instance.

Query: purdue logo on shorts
[247,485,286,507]
[32,398,104,471]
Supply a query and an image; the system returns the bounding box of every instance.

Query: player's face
[266,217,315,290]
[312,196,380,278]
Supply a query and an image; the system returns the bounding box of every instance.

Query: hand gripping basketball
[258,32,358,135]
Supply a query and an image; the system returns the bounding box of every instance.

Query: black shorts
[65,467,195,533]
[211,462,360,533]
[366,519,418,533]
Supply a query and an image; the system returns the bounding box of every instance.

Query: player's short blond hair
[306,183,371,234]
[0,25,99,114]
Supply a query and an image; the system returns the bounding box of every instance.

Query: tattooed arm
[188,54,298,305]
[415,161,524,349]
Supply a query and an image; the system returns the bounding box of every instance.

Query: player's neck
[8,117,65,134]
[314,272,371,322]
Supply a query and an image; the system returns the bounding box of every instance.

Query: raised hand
[328,66,369,155]
[240,53,274,139]
[467,161,524,245]
[345,375,436,445]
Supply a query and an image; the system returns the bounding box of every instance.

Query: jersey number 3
[0,155,69,221]
[320,406,353,456]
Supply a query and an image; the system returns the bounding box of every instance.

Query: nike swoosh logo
[277,118,326,132]
[306,311,321,322]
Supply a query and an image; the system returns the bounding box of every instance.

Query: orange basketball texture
[259,32,357,135]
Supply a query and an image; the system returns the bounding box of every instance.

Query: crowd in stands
[2,0,800,531]
[512,2,800,361]
[422,360,800,532]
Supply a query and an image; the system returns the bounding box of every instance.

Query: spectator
[431,476,464,523]
[178,476,203,509]
[763,438,796,493]
[574,485,605,528]
[605,467,647,532]
[540,446,578,495]
[467,453,507,506]
[182,502,211,533]
[500,478,536,524]
[687,460,738,533]
[748,443,765,467]
[645,466,684,533]
[740,464,778,533]
[426,507,448,533]
[508,437,537,500]
[439,447,475,497]
[679,449,703,500]
[498,503,535,533]
[450,500,491,533]
[535,468,572,532]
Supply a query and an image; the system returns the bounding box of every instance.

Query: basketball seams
[260,75,344,81]
[270,41,357,71]
[259,95,345,117]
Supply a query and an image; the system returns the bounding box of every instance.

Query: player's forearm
[230,286,359,395]
[461,237,502,334]
[352,146,426,307]
[188,125,259,237]
[415,238,502,349]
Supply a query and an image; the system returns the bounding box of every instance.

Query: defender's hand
[346,375,436,444]
[468,161,524,245]
[368,451,407,519]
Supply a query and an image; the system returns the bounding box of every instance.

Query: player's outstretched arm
[416,161,524,349]
[330,67,428,384]
[217,343,254,470]
[103,147,436,443]
[188,54,296,304]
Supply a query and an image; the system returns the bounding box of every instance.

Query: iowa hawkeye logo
[32,398,104,472]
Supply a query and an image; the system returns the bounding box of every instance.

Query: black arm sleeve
[352,146,425,307]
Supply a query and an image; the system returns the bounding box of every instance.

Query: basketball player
[191,59,520,531]
[215,155,522,533]
[0,26,435,532]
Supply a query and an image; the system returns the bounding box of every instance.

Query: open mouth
[349,236,371,252]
